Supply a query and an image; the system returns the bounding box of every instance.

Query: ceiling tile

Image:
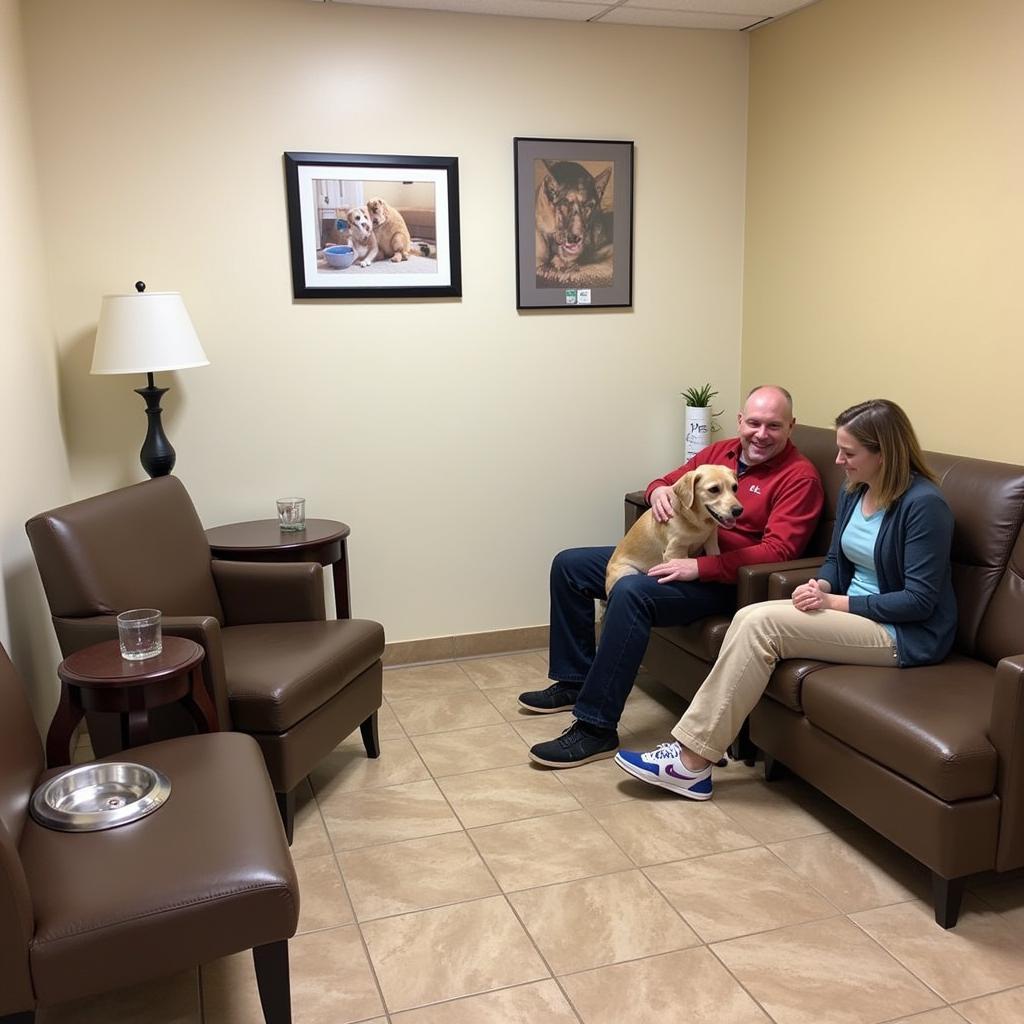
[329,0,607,22]
[600,8,762,30]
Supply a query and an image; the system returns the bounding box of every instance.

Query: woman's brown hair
[835,399,938,508]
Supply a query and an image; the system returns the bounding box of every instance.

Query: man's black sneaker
[528,721,619,768]
[517,682,580,714]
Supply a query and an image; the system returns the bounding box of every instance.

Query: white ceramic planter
[685,405,712,461]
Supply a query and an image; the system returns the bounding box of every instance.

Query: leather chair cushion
[653,616,731,663]
[799,655,997,802]
[223,618,385,732]
[20,733,298,1005]
[764,659,831,712]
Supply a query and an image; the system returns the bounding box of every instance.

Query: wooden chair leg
[728,721,757,766]
[276,788,296,846]
[360,711,380,759]
[932,872,967,928]
[763,753,787,782]
[253,939,292,1024]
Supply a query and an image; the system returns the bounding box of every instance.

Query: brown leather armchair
[25,476,385,842]
[0,643,299,1023]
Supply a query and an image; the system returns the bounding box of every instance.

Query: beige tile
[321,779,462,851]
[589,792,758,866]
[452,627,548,659]
[956,986,1024,1023]
[480,681,557,723]
[553,755,643,808]
[410,723,529,777]
[202,926,384,1024]
[338,831,499,920]
[383,636,455,666]
[309,734,430,796]
[437,763,581,827]
[388,689,505,735]
[291,782,332,861]
[374,699,405,739]
[469,810,632,891]
[458,652,550,690]
[560,947,770,1023]
[361,896,549,1013]
[383,661,476,698]
[973,875,1024,933]
[852,897,1024,1002]
[885,1012,964,1024]
[617,691,687,734]
[713,770,856,843]
[38,970,200,1024]
[644,846,837,942]
[294,853,354,933]
[769,827,929,913]
[509,868,699,973]
[511,716,581,747]
[712,916,941,1024]
[390,980,577,1023]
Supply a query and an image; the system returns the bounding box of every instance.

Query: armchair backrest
[26,476,224,628]
[0,644,41,1013]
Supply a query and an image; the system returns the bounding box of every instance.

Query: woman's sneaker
[517,682,579,713]
[615,742,713,799]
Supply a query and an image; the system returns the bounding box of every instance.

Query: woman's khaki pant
[670,600,897,762]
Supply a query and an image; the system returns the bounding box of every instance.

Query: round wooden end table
[46,636,217,768]
[205,518,352,619]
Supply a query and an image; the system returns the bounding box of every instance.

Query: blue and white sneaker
[615,742,713,800]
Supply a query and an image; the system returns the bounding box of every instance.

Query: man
[521,385,824,768]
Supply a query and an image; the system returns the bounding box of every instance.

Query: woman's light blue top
[841,496,897,640]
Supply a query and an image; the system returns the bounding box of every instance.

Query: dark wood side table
[46,637,217,768]
[205,518,352,619]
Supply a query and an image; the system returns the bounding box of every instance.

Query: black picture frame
[283,151,462,299]
[514,137,634,310]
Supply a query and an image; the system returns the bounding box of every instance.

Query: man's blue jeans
[549,546,737,732]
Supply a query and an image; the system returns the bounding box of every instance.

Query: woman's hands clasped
[792,578,833,612]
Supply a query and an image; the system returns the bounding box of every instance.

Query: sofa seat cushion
[765,660,832,712]
[653,616,731,663]
[21,733,297,1005]
[223,618,385,732]
[799,655,997,802]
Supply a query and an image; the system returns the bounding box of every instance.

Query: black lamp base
[134,376,176,478]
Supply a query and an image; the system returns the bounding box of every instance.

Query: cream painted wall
[0,0,71,727]
[742,0,1024,461]
[21,0,748,643]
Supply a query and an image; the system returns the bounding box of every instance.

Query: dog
[604,466,743,595]
[339,205,379,267]
[367,197,413,263]
[535,159,614,289]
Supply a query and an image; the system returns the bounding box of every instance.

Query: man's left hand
[648,559,699,583]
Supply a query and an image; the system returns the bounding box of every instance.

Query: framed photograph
[514,137,634,310]
[283,152,461,299]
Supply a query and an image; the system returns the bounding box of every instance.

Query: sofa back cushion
[26,476,224,623]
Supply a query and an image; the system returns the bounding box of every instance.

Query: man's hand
[792,578,836,612]
[648,558,699,584]
[650,486,675,523]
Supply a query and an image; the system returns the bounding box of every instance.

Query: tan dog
[367,197,413,263]
[339,205,378,267]
[605,466,743,595]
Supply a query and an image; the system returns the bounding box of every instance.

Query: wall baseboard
[383,625,549,667]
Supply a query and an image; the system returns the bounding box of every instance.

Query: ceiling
[314,0,822,32]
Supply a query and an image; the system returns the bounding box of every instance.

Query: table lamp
[91,282,209,478]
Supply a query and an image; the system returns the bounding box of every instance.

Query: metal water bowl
[30,762,171,832]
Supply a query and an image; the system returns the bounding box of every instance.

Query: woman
[616,399,956,799]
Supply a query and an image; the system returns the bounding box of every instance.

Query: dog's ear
[674,472,697,510]
[542,173,561,205]
[593,166,613,202]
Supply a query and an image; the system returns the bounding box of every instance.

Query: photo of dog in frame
[514,138,633,310]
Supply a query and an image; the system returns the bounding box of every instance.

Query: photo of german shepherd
[534,159,614,290]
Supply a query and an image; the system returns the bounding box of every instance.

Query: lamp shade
[91,291,209,375]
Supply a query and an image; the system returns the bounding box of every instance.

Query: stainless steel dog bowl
[30,762,171,832]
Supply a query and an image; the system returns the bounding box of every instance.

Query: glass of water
[116,608,163,661]
[276,497,306,532]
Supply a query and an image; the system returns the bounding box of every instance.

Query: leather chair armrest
[991,654,1024,870]
[53,615,231,731]
[736,558,825,607]
[767,560,827,600]
[625,490,648,531]
[212,560,326,626]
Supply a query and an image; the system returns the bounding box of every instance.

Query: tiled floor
[44,652,1024,1023]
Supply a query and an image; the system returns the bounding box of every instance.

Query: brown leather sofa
[627,424,1024,927]
[25,476,385,843]
[0,642,298,1023]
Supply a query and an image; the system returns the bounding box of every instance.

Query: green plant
[680,383,722,411]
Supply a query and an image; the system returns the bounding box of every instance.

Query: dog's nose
[731,505,743,518]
